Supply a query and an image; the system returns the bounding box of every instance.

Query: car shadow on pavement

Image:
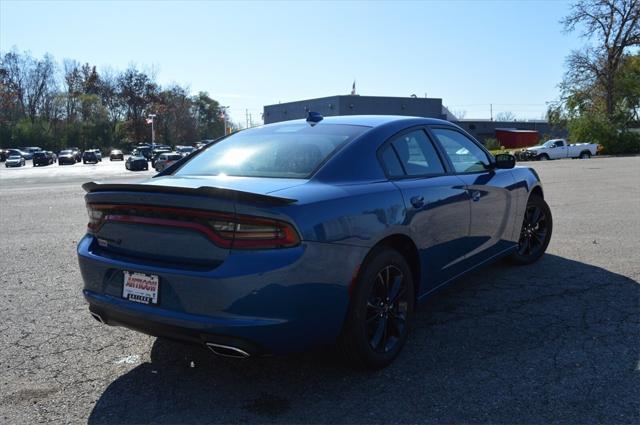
[88,254,639,424]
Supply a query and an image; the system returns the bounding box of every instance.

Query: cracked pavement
[0,157,638,424]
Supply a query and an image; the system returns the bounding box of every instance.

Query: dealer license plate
[122,271,159,305]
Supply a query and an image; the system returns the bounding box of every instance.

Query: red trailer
[495,128,539,149]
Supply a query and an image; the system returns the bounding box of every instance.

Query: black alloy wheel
[365,265,409,354]
[509,195,553,265]
[339,247,415,369]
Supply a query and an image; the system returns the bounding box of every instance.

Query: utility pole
[220,106,229,135]
[246,109,249,129]
[148,114,157,149]
[490,104,493,121]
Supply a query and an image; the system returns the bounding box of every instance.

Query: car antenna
[306,111,323,126]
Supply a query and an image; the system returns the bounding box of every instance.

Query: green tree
[192,91,225,140]
[118,67,159,143]
[554,0,640,153]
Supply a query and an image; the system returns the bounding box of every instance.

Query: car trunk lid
[83,177,300,269]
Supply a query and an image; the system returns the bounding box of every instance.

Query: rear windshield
[175,123,368,178]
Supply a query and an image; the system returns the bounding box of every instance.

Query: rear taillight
[86,204,300,249]
[86,206,104,231]
[230,218,300,249]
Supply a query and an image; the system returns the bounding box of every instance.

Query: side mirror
[494,153,516,169]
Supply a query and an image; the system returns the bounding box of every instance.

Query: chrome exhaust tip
[90,312,105,324]
[206,342,250,358]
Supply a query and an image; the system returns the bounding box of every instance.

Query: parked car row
[2,142,204,171]
[123,142,201,172]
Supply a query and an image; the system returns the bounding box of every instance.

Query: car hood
[143,175,307,195]
[6,158,21,163]
[526,146,544,151]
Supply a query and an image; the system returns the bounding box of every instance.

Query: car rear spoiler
[81,182,297,205]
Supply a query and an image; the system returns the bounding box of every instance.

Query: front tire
[538,154,549,161]
[339,247,415,370]
[579,151,591,159]
[509,195,553,265]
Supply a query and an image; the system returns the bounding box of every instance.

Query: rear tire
[509,195,553,265]
[579,151,591,159]
[339,247,415,370]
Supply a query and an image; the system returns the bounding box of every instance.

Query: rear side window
[431,128,490,173]
[175,124,368,178]
[380,146,404,177]
[386,129,445,177]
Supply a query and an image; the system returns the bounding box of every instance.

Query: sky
[0,0,583,124]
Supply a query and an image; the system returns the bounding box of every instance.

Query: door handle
[470,191,481,202]
[410,196,425,209]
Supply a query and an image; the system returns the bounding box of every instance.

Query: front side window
[175,124,368,179]
[431,128,490,173]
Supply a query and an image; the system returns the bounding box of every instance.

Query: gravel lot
[0,157,638,424]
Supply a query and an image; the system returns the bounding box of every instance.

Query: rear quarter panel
[267,181,407,247]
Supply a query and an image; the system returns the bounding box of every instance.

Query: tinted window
[431,128,490,173]
[175,124,368,178]
[390,129,444,176]
[380,146,404,177]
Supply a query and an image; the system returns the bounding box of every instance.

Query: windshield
[8,155,20,159]
[175,123,368,178]
[60,150,72,155]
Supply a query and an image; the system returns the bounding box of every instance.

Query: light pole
[148,114,157,149]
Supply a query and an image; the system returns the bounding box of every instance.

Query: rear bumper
[86,291,270,355]
[78,235,368,354]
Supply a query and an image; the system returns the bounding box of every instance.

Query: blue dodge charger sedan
[78,115,552,369]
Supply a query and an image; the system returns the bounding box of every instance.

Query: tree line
[0,49,231,151]
[551,0,639,153]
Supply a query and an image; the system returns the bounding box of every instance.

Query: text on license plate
[122,271,159,304]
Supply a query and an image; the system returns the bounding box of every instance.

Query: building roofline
[264,94,443,108]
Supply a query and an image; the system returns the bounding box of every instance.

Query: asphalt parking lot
[0,156,638,424]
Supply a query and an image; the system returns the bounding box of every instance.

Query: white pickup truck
[518,139,599,161]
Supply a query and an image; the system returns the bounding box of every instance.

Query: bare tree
[0,51,27,120]
[63,59,81,123]
[562,0,640,119]
[495,111,517,121]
